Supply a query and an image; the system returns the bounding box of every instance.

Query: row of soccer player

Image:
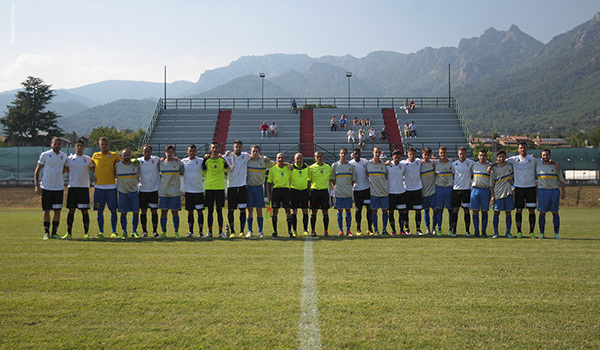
[34,137,564,239]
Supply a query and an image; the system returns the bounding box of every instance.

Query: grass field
[1,208,599,349]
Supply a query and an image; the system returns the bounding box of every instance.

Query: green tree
[0,76,63,145]
[88,126,145,151]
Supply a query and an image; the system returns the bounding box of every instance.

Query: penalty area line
[299,237,322,349]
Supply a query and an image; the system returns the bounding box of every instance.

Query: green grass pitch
[1,208,599,348]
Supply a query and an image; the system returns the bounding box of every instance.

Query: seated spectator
[270,122,278,137]
[291,99,298,114]
[380,151,387,160]
[365,118,371,126]
[358,127,366,150]
[330,116,338,131]
[360,118,366,126]
[347,128,356,144]
[368,127,376,142]
[380,127,388,141]
[409,99,415,111]
[403,99,410,114]
[260,121,269,138]
[339,114,347,130]
[404,122,410,138]
[352,116,359,126]
[409,121,416,137]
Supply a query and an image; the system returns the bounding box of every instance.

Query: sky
[1,0,598,92]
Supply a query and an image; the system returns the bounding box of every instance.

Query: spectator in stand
[352,116,359,126]
[260,121,269,138]
[347,128,356,144]
[358,127,366,150]
[360,118,366,126]
[403,99,410,114]
[270,122,278,138]
[409,121,416,137]
[365,118,371,126]
[409,99,416,111]
[291,99,298,114]
[368,127,376,142]
[330,116,338,131]
[380,127,388,141]
[404,122,410,138]
[339,114,347,131]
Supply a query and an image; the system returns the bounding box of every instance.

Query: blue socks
[97,212,104,233]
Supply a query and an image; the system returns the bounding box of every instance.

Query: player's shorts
[451,189,471,208]
[389,193,407,210]
[205,189,225,209]
[247,185,265,208]
[118,191,140,213]
[435,186,453,209]
[94,188,117,211]
[405,189,423,210]
[159,196,181,211]
[422,193,436,210]
[469,187,491,211]
[370,195,389,210]
[290,188,309,209]
[537,188,560,213]
[353,188,371,208]
[514,186,537,209]
[310,189,330,210]
[271,188,290,209]
[493,195,515,212]
[42,189,64,211]
[66,187,90,210]
[185,192,205,211]
[139,191,159,210]
[227,186,247,210]
[334,197,352,209]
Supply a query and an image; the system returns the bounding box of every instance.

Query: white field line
[299,237,322,349]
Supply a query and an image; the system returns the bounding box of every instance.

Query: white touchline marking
[299,237,322,349]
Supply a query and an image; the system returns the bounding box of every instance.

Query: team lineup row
[34,137,565,240]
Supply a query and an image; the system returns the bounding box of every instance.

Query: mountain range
[1,12,599,137]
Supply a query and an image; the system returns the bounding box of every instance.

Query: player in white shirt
[34,136,68,240]
[182,144,205,238]
[224,140,250,237]
[400,147,424,235]
[63,138,95,239]
[137,144,160,237]
[349,148,373,235]
[387,149,407,235]
[450,147,475,236]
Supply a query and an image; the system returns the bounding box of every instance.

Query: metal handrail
[140,98,163,146]
[453,98,472,142]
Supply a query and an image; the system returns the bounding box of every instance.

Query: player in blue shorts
[434,146,453,235]
[490,150,515,238]
[331,148,356,236]
[470,149,491,237]
[536,149,565,239]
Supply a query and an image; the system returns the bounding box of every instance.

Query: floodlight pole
[346,72,352,108]
[260,73,265,108]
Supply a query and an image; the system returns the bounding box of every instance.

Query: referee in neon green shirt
[308,151,332,236]
[267,153,293,237]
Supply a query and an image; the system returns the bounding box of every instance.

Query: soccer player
[182,144,205,238]
[137,144,160,238]
[331,148,356,236]
[490,150,515,239]
[450,147,475,237]
[34,136,67,240]
[309,151,332,236]
[491,141,538,238]
[536,149,565,239]
[401,147,424,235]
[290,153,310,236]
[91,137,122,238]
[349,148,373,235]
[245,145,273,237]
[366,146,389,235]
[267,153,292,237]
[434,146,454,236]
[387,149,407,236]
[158,145,184,238]
[470,150,491,237]
[225,140,251,237]
[420,147,437,235]
[63,138,95,239]
[115,148,140,238]
[202,141,233,238]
